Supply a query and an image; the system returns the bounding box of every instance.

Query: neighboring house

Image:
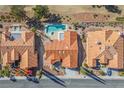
[0,25,38,69]
[86,30,124,70]
[44,30,79,70]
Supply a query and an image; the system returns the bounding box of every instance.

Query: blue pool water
[45,24,66,35]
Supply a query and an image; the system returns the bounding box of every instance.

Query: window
[11,33,21,40]
[96,40,102,45]
[13,26,17,31]
[59,33,64,40]
[96,59,100,69]
[12,26,21,32]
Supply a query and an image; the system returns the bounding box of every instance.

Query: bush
[6,15,10,19]
[99,70,106,76]
[82,34,86,42]
[3,66,10,77]
[119,71,124,76]
[80,67,92,75]
[80,67,87,75]
[0,70,4,77]
[1,15,5,19]
[36,70,43,79]
[116,17,124,21]
[104,5,122,14]
[101,65,106,68]
[31,27,37,32]
[83,63,89,68]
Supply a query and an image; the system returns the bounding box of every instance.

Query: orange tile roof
[44,30,78,68]
[0,28,38,69]
[86,30,124,69]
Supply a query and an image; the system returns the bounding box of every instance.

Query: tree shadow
[26,17,45,30]
[35,35,45,70]
[82,67,106,85]
[42,69,66,87]
[44,13,62,24]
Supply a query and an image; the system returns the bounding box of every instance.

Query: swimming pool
[45,24,67,35]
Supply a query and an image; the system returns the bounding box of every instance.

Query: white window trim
[58,31,64,40]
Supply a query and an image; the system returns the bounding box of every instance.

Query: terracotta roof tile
[44,31,78,68]
[86,29,124,69]
[0,30,38,69]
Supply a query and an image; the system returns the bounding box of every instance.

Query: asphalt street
[0,78,124,88]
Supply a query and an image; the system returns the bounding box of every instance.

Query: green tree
[36,70,43,80]
[80,67,87,75]
[33,5,49,19]
[10,5,26,21]
[0,66,10,77]
[83,63,89,68]
[99,70,106,76]
[31,27,37,32]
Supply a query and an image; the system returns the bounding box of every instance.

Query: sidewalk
[41,75,124,80]
[0,75,124,80]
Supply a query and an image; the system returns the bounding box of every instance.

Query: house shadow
[35,35,45,70]
[82,67,106,85]
[77,35,86,68]
[42,69,66,87]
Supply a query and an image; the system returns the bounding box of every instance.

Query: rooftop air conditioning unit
[96,40,102,45]
[119,32,124,37]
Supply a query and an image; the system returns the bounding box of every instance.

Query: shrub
[99,70,106,76]
[1,15,5,19]
[8,20,11,22]
[66,16,69,18]
[6,15,10,19]
[119,71,124,76]
[82,34,86,42]
[36,70,43,79]
[0,70,4,77]
[83,63,89,68]
[104,5,122,14]
[80,67,87,75]
[116,17,124,21]
[31,27,37,32]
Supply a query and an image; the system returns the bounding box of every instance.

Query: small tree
[80,67,87,75]
[1,15,5,20]
[10,5,26,21]
[83,63,89,68]
[1,66,10,77]
[82,33,86,42]
[33,5,49,19]
[31,27,37,32]
[99,70,106,76]
[36,70,43,80]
